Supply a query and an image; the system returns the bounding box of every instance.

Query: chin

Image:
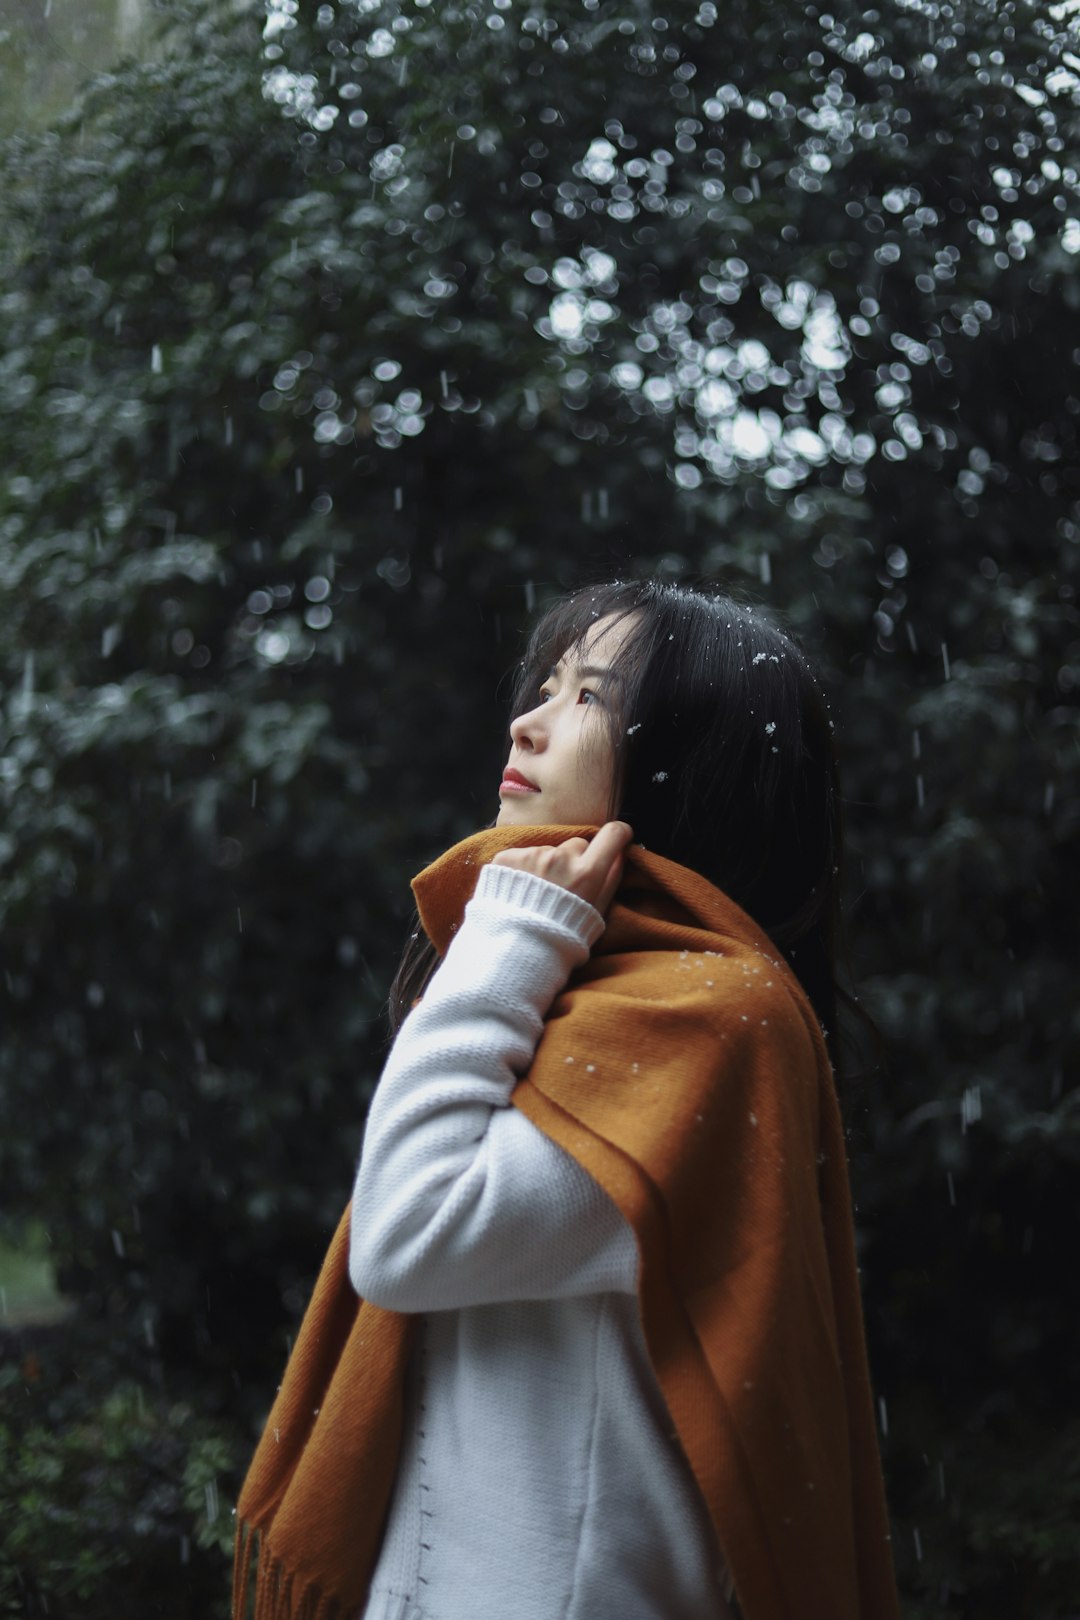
[495,802,535,827]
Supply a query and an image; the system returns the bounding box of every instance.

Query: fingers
[488,823,634,914]
[584,820,633,882]
[490,838,589,873]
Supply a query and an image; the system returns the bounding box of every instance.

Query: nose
[509,699,547,753]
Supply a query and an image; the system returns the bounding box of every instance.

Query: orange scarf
[233,825,901,1620]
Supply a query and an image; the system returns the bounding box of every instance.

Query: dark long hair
[389,579,887,1133]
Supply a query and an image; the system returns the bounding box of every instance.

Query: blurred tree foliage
[0,1347,236,1619]
[0,0,1078,1612]
[0,0,161,139]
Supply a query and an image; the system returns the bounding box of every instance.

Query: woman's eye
[578,688,598,705]
[538,687,552,703]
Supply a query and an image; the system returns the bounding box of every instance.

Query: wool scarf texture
[233,824,901,1620]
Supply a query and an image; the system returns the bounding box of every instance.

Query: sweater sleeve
[348,862,639,1312]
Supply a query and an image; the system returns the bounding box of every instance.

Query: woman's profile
[232,579,902,1620]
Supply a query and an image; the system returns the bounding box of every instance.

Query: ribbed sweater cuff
[472,860,607,948]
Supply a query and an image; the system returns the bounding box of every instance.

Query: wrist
[473,861,605,947]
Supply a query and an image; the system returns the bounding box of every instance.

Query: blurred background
[0,0,1077,1613]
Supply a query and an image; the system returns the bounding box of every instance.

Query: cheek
[579,725,616,792]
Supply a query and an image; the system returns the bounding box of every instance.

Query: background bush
[0,0,1077,1612]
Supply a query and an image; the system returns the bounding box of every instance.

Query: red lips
[501,767,540,791]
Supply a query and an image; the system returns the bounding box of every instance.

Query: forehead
[557,610,639,671]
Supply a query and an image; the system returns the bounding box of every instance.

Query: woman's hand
[490,821,634,916]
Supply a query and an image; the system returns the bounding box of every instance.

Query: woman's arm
[349,862,638,1311]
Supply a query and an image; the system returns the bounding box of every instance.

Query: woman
[232,580,902,1620]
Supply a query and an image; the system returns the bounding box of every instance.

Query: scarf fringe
[233,1523,345,1620]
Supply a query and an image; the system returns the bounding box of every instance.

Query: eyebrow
[548,660,615,682]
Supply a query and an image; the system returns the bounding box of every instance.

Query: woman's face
[496,613,634,828]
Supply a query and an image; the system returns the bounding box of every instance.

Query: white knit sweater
[350,861,736,1620]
